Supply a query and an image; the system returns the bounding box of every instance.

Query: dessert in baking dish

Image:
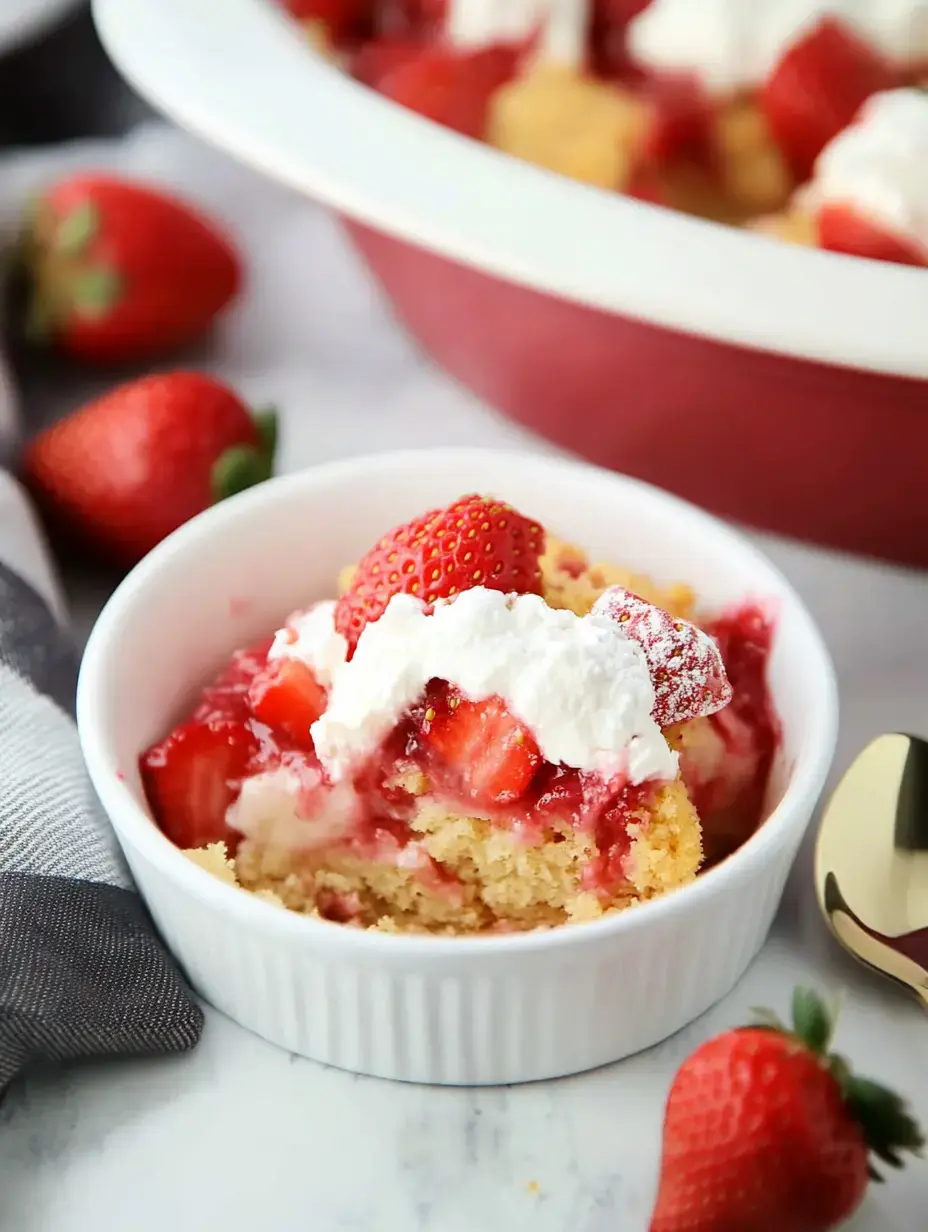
[278,0,928,268]
[140,494,777,933]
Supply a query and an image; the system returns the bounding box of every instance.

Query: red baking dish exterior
[347,220,928,567]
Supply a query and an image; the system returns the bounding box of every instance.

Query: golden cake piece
[217,776,702,934]
[750,210,819,246]
[487,65,648,190]
[715,100,794,216]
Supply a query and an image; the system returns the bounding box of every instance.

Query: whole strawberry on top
[334,493,545,653]
[19,174,242,363]
[22,372,276,568]
[650,987,923,1232]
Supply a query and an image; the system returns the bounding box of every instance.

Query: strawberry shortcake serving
[141,495,777,933]
[280,0,928,267]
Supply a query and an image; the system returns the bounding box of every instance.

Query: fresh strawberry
[21,372,276,568]
[596,0,651,22]
[193,640,275,724]
[592,0,653,78]
[640,75,716,165]
[335,493,544,652]
[376,44,522,138]
[372,0,445,38]
[650,988,923,1232]
[141,718,259,853]
[279,0,370,39]
[817,203,927,266]
[423,686,542,807]
[593,586,732,727]
[20,174,242,363]
[761,19,898,180]
[247,659,327,751]
[351,37,425,88]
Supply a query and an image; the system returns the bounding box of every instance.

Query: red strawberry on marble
[334,493,545,653]
[21,173,242,363]
[650,988,924,1232]
[22,371,276,568]
[593,586,732,727]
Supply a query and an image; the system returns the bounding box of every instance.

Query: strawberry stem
[751,987,925,1181]
[69,266,123,320]
[791,985,834,1054]
[253,407,278,461]
[211,407,277,503]
[211,446,267,500]
[53,202,98,257]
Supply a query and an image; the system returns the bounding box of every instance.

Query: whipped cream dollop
[446,0,590,65]
[307,587,678,785]
[802,89,928,250]
[269,600,349,688]
[628,0,928,94]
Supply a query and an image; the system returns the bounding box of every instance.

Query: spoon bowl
[815,732,928,1011]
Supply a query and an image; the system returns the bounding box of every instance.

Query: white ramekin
[77,448,838,1085]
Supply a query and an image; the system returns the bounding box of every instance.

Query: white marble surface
[1,122,928,1231]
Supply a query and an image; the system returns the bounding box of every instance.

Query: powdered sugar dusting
[312,588,677,783]
[593,586,732,727]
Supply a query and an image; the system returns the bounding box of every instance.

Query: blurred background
[0,4,146,145]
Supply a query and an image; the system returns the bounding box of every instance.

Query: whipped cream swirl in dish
[275,587,678,786]
[628,0,928,94]
[802,88,928,252]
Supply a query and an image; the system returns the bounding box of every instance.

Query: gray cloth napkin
[0,470,203,1092]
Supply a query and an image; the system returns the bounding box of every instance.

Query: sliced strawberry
[140,718,258,852]
[596,0,651,22]
[247,659,327,750]
[373,0,445,37]
[423,687,542,807]
[377,45,522,139]
[761,18,898,180]
[640,74,716,166]
[278,0,370,39]
[625,168,668,205]
[335,493,544,653]
[593,586,732,727]
[351,38,425,88]
[817,203,927,267]
[591,0,653,77]
[193,639,274,723]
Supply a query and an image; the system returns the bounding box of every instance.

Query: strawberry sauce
[140,603,777,898]
[692,604,779,865]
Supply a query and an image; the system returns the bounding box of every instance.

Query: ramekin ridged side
[115,821,800,1084]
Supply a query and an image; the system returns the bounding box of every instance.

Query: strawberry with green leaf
[19,173,242,363]
[650,987,924,1232]
[22,372,276,568]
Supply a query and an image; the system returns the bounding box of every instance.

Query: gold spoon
[814,732,928,1013]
